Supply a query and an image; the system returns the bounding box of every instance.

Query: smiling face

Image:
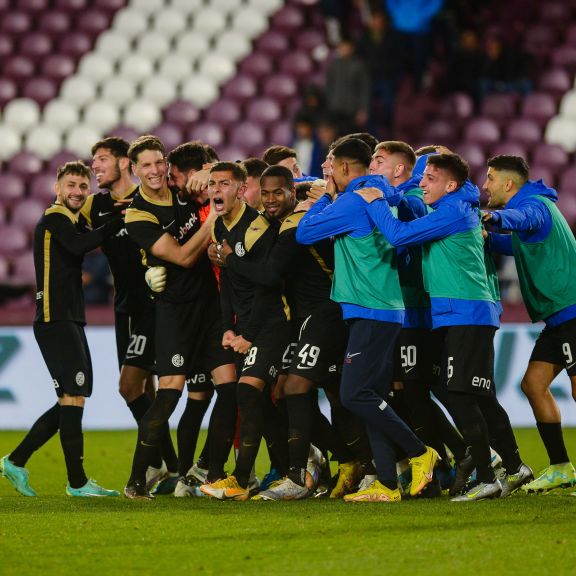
[208,170,245,221]
[420,164,457,205]
[167,164,190,193]
[321,150,335,179]
[132,149,168,193]
[277,156,302,179]
[370,150,398,181]
[55,173,90,213]
[260,175,295,220]
[482,167,510,208]
[91,147,123,190]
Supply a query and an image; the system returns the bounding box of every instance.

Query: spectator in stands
[291,112,325,177]
[446,29,485,106]
[325,38,370,133]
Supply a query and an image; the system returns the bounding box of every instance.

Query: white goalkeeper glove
[145,266,167,293]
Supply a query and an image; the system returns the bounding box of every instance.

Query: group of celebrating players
[1,129,576,503]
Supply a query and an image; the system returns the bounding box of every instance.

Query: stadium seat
[64,125,102,157]
[239,53,273,78]
[11,251,36,285]
[22,77,57,106]
[180,75,218,108]
[281,51,314,78]
[47,151,77,172]
[94,0,126,9]
[558,165,576,194]
[295,29,326,52]
[131,0,165,13]
[422,119,458,143]
[41,54,76,81]
[565,23,576,46]
[248,0,283,10]
[55,0,88,9]
[198,54,236,83]
[3,55,35,81]
[506,119,542,147]
[0,255,9,281]
[158,54,194,80]
[83,101,121,132]
[170,0,203,12]
[175,31,210,58]
[123,100,162,132]
[105,125,139,142]
[545,117,576,153]
[216,145,247,162]
[532,143,569,169]
[193,9,226,34]
[77,10,111,36]
[188,122,225,148]
[222,75,258,102]
[0,127,22,162]
[0,225,28,256]
[229,122,266,154]
[205,99,242,126]
[271,5,305,31]
[18,0,50,12]
[10,199,47,233]
[452,142,485,169]
[262,74,298,102]
[24,125,63,160]
[19,32,53,58]
[0,78,18,108]
[214,31,252,61]
[256,30,290,56]
[246,98,282,124]
[152,10,188,35]
[210,0,244,12]
[539,68,571,94]
[141,77,177,107]
[30,172,59,202]
[38,11,71,36]
[100,77,137,106]
[559,90,576,117]
[0,204,5,226]
[480,93,518,120]
[0,174,25,203]
[95,30,132,56]
[58,31,92,58]
[232,8,268,35]
[556,191,576,225]
[0,12,33,36]
[135,31,171,58]
[552,45,576,74]
[151,122,184,152]
[118,54,154,81]
[163,100,201,127]
[268,121,293,146]
[60,76,98,105]
[77,53,115,80]
[463,117,500,145]
[522,92,557,125]
[3,98,41,131]
[438,92,474,120]
[539,2,571,24]
[0,35,13,58]
[523,24,557,55]
[112,9,149,37]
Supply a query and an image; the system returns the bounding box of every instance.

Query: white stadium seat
[169,0,204,14]
[118,54,155,81]
[100,77,138,106]
[213,30,252,60]
[193,9,227,34]
[247,0,283,11]
[559,90,576,119]
[135,31,171,58]
[158,54,194,80]
[112,9,149,37]
[60,77,98,106]
[198,53,235,83]
[152,10,188,35]
[232,8,268,35]
[77,53,115,81]
[180,75,218,108]
[83,101,121,132]
[175,31,210,58]
[96,31,132,57]
[3,98,41,130]
[545,116,576,153]
[123,99,162,132]
[141,77,178,107]
[24,125,63,160]
[43,100,80,130]
[129,0,165,13]
[0,126,22,160]
[65,125,102,157]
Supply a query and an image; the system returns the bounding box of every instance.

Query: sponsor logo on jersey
[177,214,199,241]
[472,376,491,390]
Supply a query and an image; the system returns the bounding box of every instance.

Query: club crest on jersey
[235,242,246,257]
[75,372,85,386]
[172,354,184,367]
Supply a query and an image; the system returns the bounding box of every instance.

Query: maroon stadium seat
[480,93,518,120]
[164,100,201,127]
[0,78,18,107]
[558,165,576,195]
[47,151,79,172]
[532,143,569,169]
[281,51,314,78]
[77,10,111,36]
[94,0,125,10]
[239,53,273,78]
[229,122,266,154]
[295,29,325,52]
[3,55,35,80]
[22,77,58,106]
[205,99,242,126]
[530,165,555,186]
[0,255,9,281]
[10,199,47,233]
[506,118,542,147]
[463,117,500,145]
[222,75,258,102]
[54,0,89,9]
[423,119,458,143]
[19,0,51,10]
[539,68,571,94]
[523,24,557,55]
[58,31,92,57]
[0,225,28,256]
[556,192,576,226]
[438,92,474,120]
[30,172,58,202]
[41,54,76,81]
[268,122,293,146]
[11,251,36,285]
[452,142,485,169]
[19,32,53,58]
[522,92,557,124]
[8,152,43,179]
[0,12,33,36]
[271,5,305,31]
[38,12,71,36]
[188,122,225,148]
[256,31,289,56]
[106,125,139,142]
[151,123,184,152]
[262,74,298,102]
[0,203,6,226]
[217,146,247,162]
[246,98,282,125]
[0,36,13,58]
[552,45,576,74]
[565,23,576,46]
[0,174,26,204]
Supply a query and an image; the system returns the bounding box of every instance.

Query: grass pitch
[1,429,575,576]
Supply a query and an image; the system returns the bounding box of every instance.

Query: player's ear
[118,156,130,172]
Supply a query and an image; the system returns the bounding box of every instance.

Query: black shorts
[286,306,347,383]
[123,309,156,372]
[34,321,93,398]
[393,328,435,382]
[530,318,576,377]
[114,311,130,369]
[434,325,496,396]
[185,370,214,393]
[239,321,291,386]
[155,296,233,378]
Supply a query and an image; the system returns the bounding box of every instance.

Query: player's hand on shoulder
[145,266,167,293]
[356,187,383,204]
[295,199,314,213]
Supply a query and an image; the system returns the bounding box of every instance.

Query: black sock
[177,397,212,476]
[59,405,87,489]
[479,395,522,473]
[536,421,570,465]
[429,398,467,461]
[196,436,210,470]
[206,382,237,482]
[262,392,289,476]
[160,423,178,473]
[233,383,264,488]
[129,389,180,485]
[331,404,373,467]
[127,394,152,423]
[10,403,60,467]
[285,393,312,485]
[311,401,352,463]
[449,393,494,483]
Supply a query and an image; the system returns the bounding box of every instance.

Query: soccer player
[357,152,531,501]
[296,138,438,503]
[263,145,303,178]
[240,157,268,210]
[87,137,179,491]
[483,155,576,493]
[122,135,235,499]
[199,162,292,501]
[0,161,122,497]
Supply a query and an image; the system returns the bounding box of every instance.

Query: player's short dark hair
[167,142,208,172]
[128,135,166,164]
[427,153,469,187]
[242,157,269,179]
[332,138,372,168]
[331,132,379,153]
[375,141,416,170]
[415,145,440,157]
[91,136,129,158]
[487,155,530,181]
[210,161,247,183]
[262,145,297,165]
[56,160,91,181]
[260,165,294,189]
[203,144,219,162]
[295,181,312,201]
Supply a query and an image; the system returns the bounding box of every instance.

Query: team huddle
[1,131,576,503]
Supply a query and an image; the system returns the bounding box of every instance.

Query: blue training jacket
[296,174,404,324]
[366,180,501,328]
